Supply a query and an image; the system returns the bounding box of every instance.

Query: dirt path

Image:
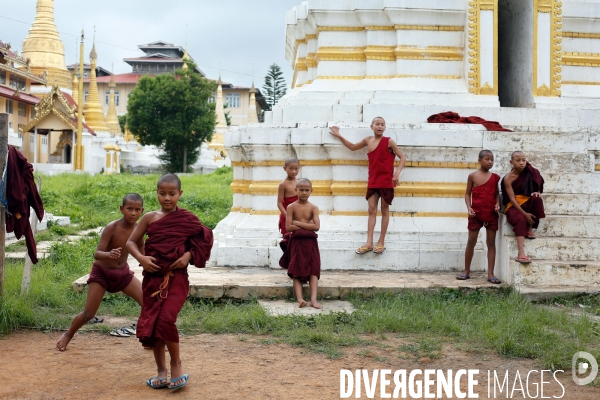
[0,331,597,399]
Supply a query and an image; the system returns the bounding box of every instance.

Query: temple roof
[0,85,42,105]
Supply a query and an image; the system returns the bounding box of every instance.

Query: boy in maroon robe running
[127,174,213,391]
[457,151,502,284]
[330,117,406,254]
[279,178,321,309]
[56,194,145,351]
[277,157,300,235]
[501,151,545,264]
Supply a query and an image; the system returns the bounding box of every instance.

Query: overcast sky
[2,0,301,88]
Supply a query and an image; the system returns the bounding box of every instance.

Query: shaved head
[511,151,525,160]
[296,178,312,188]
[371,116,385,125]
[157,173,181,190]
[122,193,143,206]
[479,150,493,159]
[285,157,300,167]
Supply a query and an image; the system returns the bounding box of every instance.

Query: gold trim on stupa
[21,0,71,88]
[247,81,258,124]
[83,43,110,132]
[105,73,122,135]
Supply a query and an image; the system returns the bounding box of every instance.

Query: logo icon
[572,351,598,386]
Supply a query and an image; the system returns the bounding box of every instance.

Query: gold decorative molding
[595,165,600,171]
[365,26,395,31]
[561,52,600,66]
[533,0,562,96]
[230,179,466,198]
[317,75,364,80]
[395,46,463,61]
[467,1,480,94]
[479,82,496,95]
[316,46,366,62]
[395,25,463,31]
[231,160,479,169]
[395,74,462,79]
[317,26,365,32]
[563,32,600,39]
[305,34,318,40]
[562,81,600,85]
[230,207,467,218]
[364,45,396,61]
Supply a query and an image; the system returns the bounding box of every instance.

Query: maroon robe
[5,146,44,263]
[501,163,546,236]
[279,229,321,284]
[279,195,298,235]
[468,173,500,231]
[427,111,512,132]
[136,208,213,347]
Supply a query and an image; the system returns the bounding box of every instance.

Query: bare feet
[298,300,307,308]
[310,301,322,309]
[56,332,74,351]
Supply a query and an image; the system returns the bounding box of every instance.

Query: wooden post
[0,113,8,298]
[21,177,40,294]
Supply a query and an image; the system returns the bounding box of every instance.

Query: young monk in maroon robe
[127,174,213,391]
[457,150,502,284]
[56,194,145,351]
[501,151,545,263]
[277,157,300,235]
[330,117,406,254]
[279,178,321,309]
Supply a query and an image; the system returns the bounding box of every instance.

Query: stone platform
[71,261,598,302]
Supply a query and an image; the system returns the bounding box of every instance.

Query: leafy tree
[224,103,232,126]
[262,63,287,111]
[127,61,217,172]
[118,114,127,133]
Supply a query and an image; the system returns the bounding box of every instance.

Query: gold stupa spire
[215,76,227,128]
[21,0,71,88]
[83,41,110,132]
[247,80,258,124]
[105,70,122,136]
[71,72,79,104]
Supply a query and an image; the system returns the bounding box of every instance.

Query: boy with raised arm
[279,178,321,309]
[277,157,300,235]
[457,150,502,284]
[56,194,145,351]
[127,174,213,391]
[501,151,545,264]
[330,117,406,254]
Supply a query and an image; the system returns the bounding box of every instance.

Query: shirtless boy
[330,117,406,254]
[127,174,213,390]
[279,178,321,309]
[501,151,545,263]
[56,194,144,351]
[457,150,501,284]
[277,157,300,235]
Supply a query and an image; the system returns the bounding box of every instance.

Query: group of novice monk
[53,116,545,391]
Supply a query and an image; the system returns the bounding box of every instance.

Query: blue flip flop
[146,377,169,389]
[169,374,189,390]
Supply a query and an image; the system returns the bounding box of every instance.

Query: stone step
[215,245,485,272]
[509,260,600,287]
[506,237,600,261]
[71,267,597,301]
[530,216,600,238]
[543,194,600,215]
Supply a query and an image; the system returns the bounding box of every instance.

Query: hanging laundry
[6,146,44,264]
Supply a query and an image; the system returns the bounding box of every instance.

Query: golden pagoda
[71,71,79,103]
[21,0,71,88]
[247,81,259,124]
[82,43,110,132]
[105,73,122,135]
[215,77,227,128]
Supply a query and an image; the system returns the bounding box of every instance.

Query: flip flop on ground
[169,374,189,391]
[146,377,169,389]
[515,256,532,264]
[87,316,104,324]
[487,277,502,284]
[525,232,536,240]
[456,274,470,280]
[109,328,130,337]
[373,246,386,254]
[356,246,373,254]
[119,325,136,335]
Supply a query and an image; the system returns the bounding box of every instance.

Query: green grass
[1,168,599,373]
[36,167,233,229]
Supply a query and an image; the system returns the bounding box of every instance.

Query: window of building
[9,75,26,91]
[0,70,6,85]
[30,134,35,144]
[6,99,14,114]
[105,91,109,105]
[226,93,241,108]
[208,93,216,103]
[115,91,120,106]
[17,124,24,139]
[18,102,26,117]
[41,136,48,153]
[84,91,88,102]
[31,107,36,119]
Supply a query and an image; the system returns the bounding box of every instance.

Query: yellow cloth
[505,194,529,212]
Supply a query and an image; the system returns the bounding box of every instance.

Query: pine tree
[262,63,287,111]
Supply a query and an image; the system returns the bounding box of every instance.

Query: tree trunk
[182,145,187,173]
